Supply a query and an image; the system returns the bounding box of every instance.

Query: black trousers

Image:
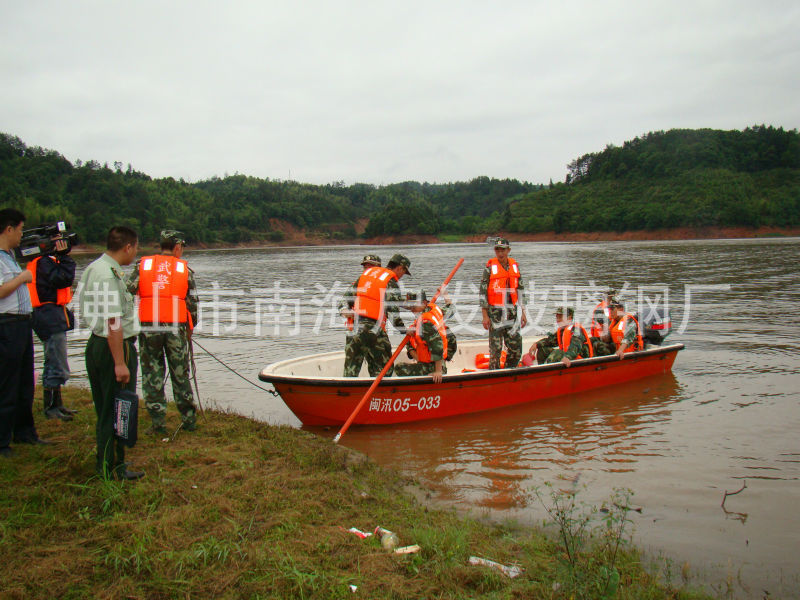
[0,318,37,448]
[85,334,138,475]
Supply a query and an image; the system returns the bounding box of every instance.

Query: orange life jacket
[353,266,398,327]
[408,305,448,363]
[475,351,506,369]
[486,257,520,306]
[556,323,594,358]
[138,255,190,325]
[590,301,609,338]
[610,313,644,353]
[26,257,73,307]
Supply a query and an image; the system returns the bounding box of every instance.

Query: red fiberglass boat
[258,337,683,427]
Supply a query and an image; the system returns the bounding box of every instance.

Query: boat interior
[261,336,546,379]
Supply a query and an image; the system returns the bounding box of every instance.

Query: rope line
[191,338,278,395]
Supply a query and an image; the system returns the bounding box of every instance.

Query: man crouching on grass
[78,226,143,480]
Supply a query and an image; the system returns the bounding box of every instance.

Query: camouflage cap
[387,253,411,275]
[361,254,381,266]
[555,306,575,318]
[494,237,510,249]
[160,229,186,245]
[405,290,427,305]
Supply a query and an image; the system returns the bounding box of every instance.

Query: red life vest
[556,323,594,358]
[138,255,190,324]
[590,300,609,338]
[26,257,73,307]
[486,257,520,306]
[475,351,506,369]
[353,266,398,327]
[610,313,644,353]
[408,305,448,363]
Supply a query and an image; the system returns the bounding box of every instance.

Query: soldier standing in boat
[342,253,409,377]
[126,230,199,434]
[338,254,381,334]
[480,238,528,369]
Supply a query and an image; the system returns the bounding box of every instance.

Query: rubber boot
[54,387,77,416]
[44,387,72,421]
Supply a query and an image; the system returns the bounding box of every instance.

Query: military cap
[494,237,510,249]
[160,229,186,245]
[405,290,427,305]
[555,306,575,318]
[387,253,411,275]
[361,254,381,267]
[609,299,625,309]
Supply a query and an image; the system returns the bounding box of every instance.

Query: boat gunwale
[258,343,685,388]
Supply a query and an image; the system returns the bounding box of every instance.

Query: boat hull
[260,344,683,427]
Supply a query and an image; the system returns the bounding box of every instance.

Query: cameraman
[0,208,51,458]
[26,230,77,421]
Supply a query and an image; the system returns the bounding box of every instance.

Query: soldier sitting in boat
[527,306,593,367]
[394,291,447,383]
[605,300,644,359]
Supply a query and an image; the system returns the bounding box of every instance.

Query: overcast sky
[2,1,798,186]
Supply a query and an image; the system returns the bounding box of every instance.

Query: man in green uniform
[78,226,142,480]
[126,230,199,435]
[342,253,409,377]
[394,291,447,383]
[530,307,593,366]
[480,238,528,369]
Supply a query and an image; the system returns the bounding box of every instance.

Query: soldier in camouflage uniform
[480,238,528,369]
[394,291,447,382]
[530,307,593,366]
[341,254,409,377]
[338,254,381,358]
[126,230,199,434]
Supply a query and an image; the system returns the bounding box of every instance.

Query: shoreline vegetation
[0,387,713,599]
[67,225,800,256]
[3,126,798,249]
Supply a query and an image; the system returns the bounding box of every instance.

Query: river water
[58,238,800,597]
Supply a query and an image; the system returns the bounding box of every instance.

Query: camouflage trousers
[487,307,522,369]
[139,327,196,428]
[534,334,558,364]
[590,337,615,357]
[343,320,393,377]
[394,361,447,377]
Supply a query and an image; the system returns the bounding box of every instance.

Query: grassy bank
[0,388,711,599]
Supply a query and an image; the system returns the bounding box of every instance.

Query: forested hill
[504,126,800,233]
[1,126,798,244]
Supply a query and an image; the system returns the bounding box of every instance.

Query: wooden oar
[333,258,464,444]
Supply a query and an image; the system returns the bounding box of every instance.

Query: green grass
[0,387,713,599]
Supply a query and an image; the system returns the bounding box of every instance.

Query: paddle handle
[333,257,465,444]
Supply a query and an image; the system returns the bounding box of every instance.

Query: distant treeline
[1,125,798,244]
[506,126,800,232]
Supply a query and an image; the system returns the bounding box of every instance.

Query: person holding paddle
[394,290,447,383]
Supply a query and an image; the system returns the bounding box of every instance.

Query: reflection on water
[57,238,800,597]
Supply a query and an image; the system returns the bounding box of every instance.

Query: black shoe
[14,435,55,445]
[114,469,145,481]
[147,425,167,435]
[182,421,197,432]
[54,387,78,415]
[0,447,14,458]
[45,407,73,421]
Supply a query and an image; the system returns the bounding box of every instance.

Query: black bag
[114,389,139,448]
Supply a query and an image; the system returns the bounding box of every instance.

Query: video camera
[14,221,79,263]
